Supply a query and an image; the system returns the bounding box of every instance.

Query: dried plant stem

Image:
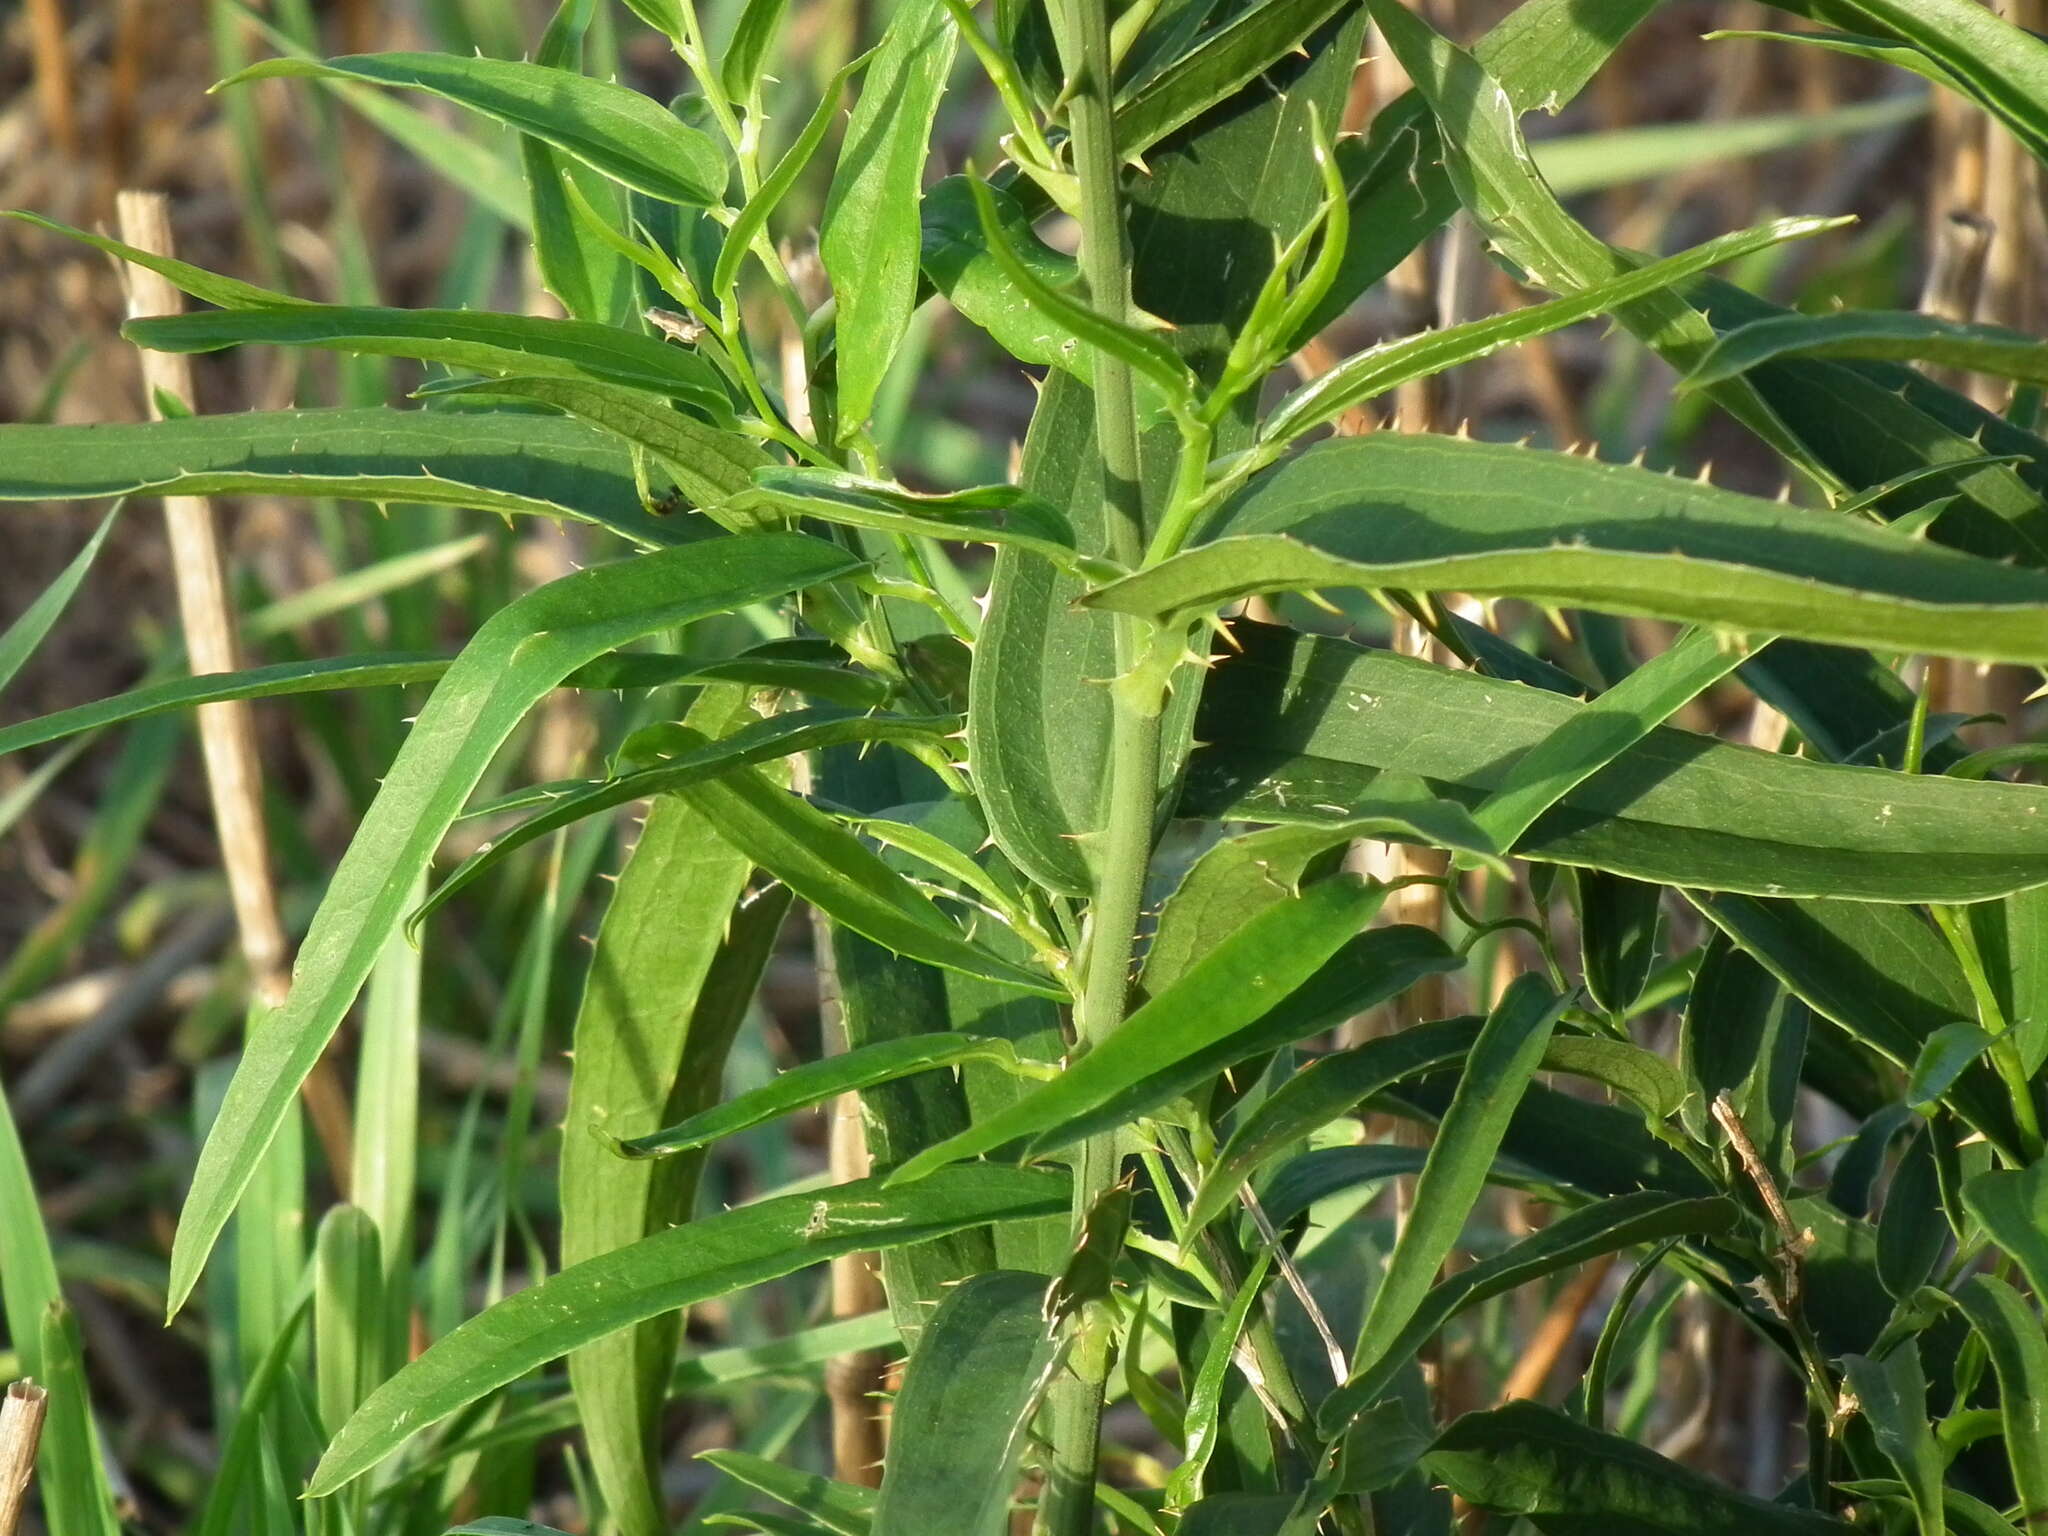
[0,1380,48,1536]
[24,0,79,163]
[116,192,353,1180]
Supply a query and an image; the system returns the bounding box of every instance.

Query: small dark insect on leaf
[645,307,706,345]
[648,484,687,517]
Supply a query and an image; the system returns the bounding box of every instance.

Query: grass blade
[0,504,120,694]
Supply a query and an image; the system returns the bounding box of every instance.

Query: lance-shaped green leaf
[0,648,879,761]
[306,1166,1069,1494]
[1963,1158,2048,1301]
[1541,1036,1688,1120]
[1843,1344,1945,1536]
[1341,975,1567,1419]
[1468,627,1745,858]
[3,208,316,310]
[1322,1194,1739,1431]
[715,49,875,304]
[0,503,120,693]
[1709,27,1964,92]
[889,876,1388,1181]
[560,683,768,1536]
[1091,435,2048,664]
[423,375,767,519]
[166,533,862,1318]
[701,1451,875,1536]
[1165,1248,1276,1513]
[1690,311,2048,393]
[410,710,956,926]
[1764,0,2048,164]
[0,406,678,545]
[963,175,1196,411]
[1577,871,1662,1015]
[1422,1400,1851,1534]
[920,177,1088,378]
[873,1272,1058,1536]
[1266,216,1846,444]
[127,304,727,417]
[733,467,1112,578]
[721,0,788,100]
[820,0,957,439]
[1114,0,1350,161]
[674,764,1064,998]
[1187,1017,1486,1235]
[1954,1275,2048,1527]
[618,1035,1045,1160]
[1181,621,2048,903]
[222,53,728,206]
[1680,933,1799,1170]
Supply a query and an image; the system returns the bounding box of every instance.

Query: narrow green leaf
[223,53,728,206]
[1766,0,2048,164]
[1183,621,2048,903]
[715,50,874,304]
[314,1206,386,1437]
[1422,1401,1850,1534]
[1541,1036,1687,1120]
[1680,934,1794,1161]
[700,1450,874,1536]
[919,177,1088,378]
[1469,628,1745,857]
[1187,1017,1485,1235]
[422,374,768,518]
[1906,1021,1994,1108]
[734,468,1106,577]
[410,709,955,926]
[1322,1194,1738,1430]
[676,765,1064,997]
[620,1035,1043,1160]
[873,1272,1057,1536]
[1165,1248,1276,1512]
[820,0,958,439]
[963,175,1196,411]
[1114,0,1347,158]
[1963,1157,2048,1301]
[3,208,314,309]
[562,696,766,1536]
[1843,1344,1945,1536]
[127,304,727,417]
[721,0,789,101]
[1266,216,1845,443]
[1344,975,1566,1407]
[0,502,120,693]
[168,534,861,1317]
[1092,436,2048,665]
[1954,1275,2048,1527]
[308,1167,1068,1494]
[1577,872,1662,1015]
[0,406,677,547]
[1692,309,2048,391]
[889,876,1387,1180]
[1878,1125,1947,1299]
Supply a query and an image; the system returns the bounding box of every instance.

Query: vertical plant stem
[1041,0,1162,1529]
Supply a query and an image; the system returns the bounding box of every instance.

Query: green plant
[8,0,2048,1532]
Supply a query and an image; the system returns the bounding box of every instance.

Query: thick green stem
[1040,0,1160,1529]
